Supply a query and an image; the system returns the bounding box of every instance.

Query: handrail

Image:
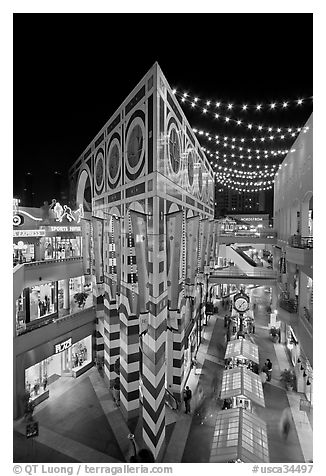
[288,235,313,249]
[210,269,277,278]
[165,388,178,410]
[16,305,95,336]
[24,256,82,268]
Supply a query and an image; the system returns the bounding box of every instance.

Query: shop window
[29,282,56,322]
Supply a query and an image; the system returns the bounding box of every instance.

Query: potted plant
[280,368,296,391]
[74,292,88,308]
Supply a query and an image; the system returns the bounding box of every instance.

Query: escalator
[231,245,257,267]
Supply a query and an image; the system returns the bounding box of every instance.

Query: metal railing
[165,388,179,410]
[16,305,95,336]
[302,306,313,325]
[210,268,277,278]
[288,235,313,249]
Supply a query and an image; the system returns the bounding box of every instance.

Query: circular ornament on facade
[95,149,104,190]
[187,151,194,186]
[127,123,144,169]
[168,125,181,174]
[108,141,120,181]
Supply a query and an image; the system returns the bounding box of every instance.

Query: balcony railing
[16,305,95,336]
[210,268,277,279]
[288,235,313,249]
[302,306,313,326]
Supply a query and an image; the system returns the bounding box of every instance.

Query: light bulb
[237,120,242,125]
[172,89,177,94]
[242,105,247,110]
[256,104,262,110]
[258,125,262,130]
[215,113,219,119]
[225,117,230,122]
[297,99,303,105]
[282,102,288,108]
[183,93,188,97]
[270,103,276,109]
[203,108,207,113]
[191,102,195,107]
[216,102,220,107]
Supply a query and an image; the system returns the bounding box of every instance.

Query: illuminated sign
[53,202,84,223]
[13,229,46,237]
[49,226,81,232]
[54,337,72,354]
[240,217,263,222]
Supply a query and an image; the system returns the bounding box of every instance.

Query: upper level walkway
[217,231,277,245]
[13,257,84,301]
[209,268,277,285]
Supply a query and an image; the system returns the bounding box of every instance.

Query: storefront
[25,335,93,404]
[16,276,93,335]
[15,322,95,417]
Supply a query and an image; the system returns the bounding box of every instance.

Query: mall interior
[13,63,313,464]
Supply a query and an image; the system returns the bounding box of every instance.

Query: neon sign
[53,202,84,223]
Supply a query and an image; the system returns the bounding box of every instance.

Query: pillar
[63,278,70,310]
[119,297,139,420]
[141,196,166,460]
[119,224,139,420]
[169,309,184,400]
[103,295,120,384]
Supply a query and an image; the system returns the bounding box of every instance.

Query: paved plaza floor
[13,287,313,463]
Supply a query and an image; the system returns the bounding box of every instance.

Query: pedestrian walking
[183,386,192,414]
[265,359,273,381]
[279,408,292,440]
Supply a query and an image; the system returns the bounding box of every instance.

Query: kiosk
[225,338,259,371]
[210,407,270,463]
[220,367,265,411]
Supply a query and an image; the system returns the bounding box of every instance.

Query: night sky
[14,13,313,207]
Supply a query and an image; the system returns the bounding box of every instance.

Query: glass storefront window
[29,282,56,321]
[25,335,92,401]
[42,236,82,260]
[57,276,92,318]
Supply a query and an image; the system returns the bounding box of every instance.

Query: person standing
[184,386,192,414]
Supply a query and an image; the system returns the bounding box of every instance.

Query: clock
[234,294,250,313]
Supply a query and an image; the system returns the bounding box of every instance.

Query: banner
[211,221,218,264]
[199,219,209,272]
[112,215,121,295]
[81,219,91,274]
[92,217,104,283]
[185,215,200,288]
[130,210,149,314]
[205,220,214,267]
[166,210,183,310]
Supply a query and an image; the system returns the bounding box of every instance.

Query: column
[169,309,184,400]
[103,295,120,383]
[142,196,166,460]
[63,279,70,310]
[119,222,139,420]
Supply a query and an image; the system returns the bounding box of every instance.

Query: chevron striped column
[103,289,120,384]
[119,290,140,420]
[93,285,105,360]
[141,196,167,461]
[171,307,184,400]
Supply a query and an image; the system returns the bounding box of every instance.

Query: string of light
[193,126,309,143]
[202,146,290,161]
[172,89,312,112]
[216,182,274,193]
[201,136,289,156]
[217,176,274,187]
[192,124,304,141]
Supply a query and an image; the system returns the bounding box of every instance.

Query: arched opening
[76,169,92,212]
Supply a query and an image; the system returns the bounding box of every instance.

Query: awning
[220,367,265,407]
[225,339,259,364]
[210,407,269,463]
